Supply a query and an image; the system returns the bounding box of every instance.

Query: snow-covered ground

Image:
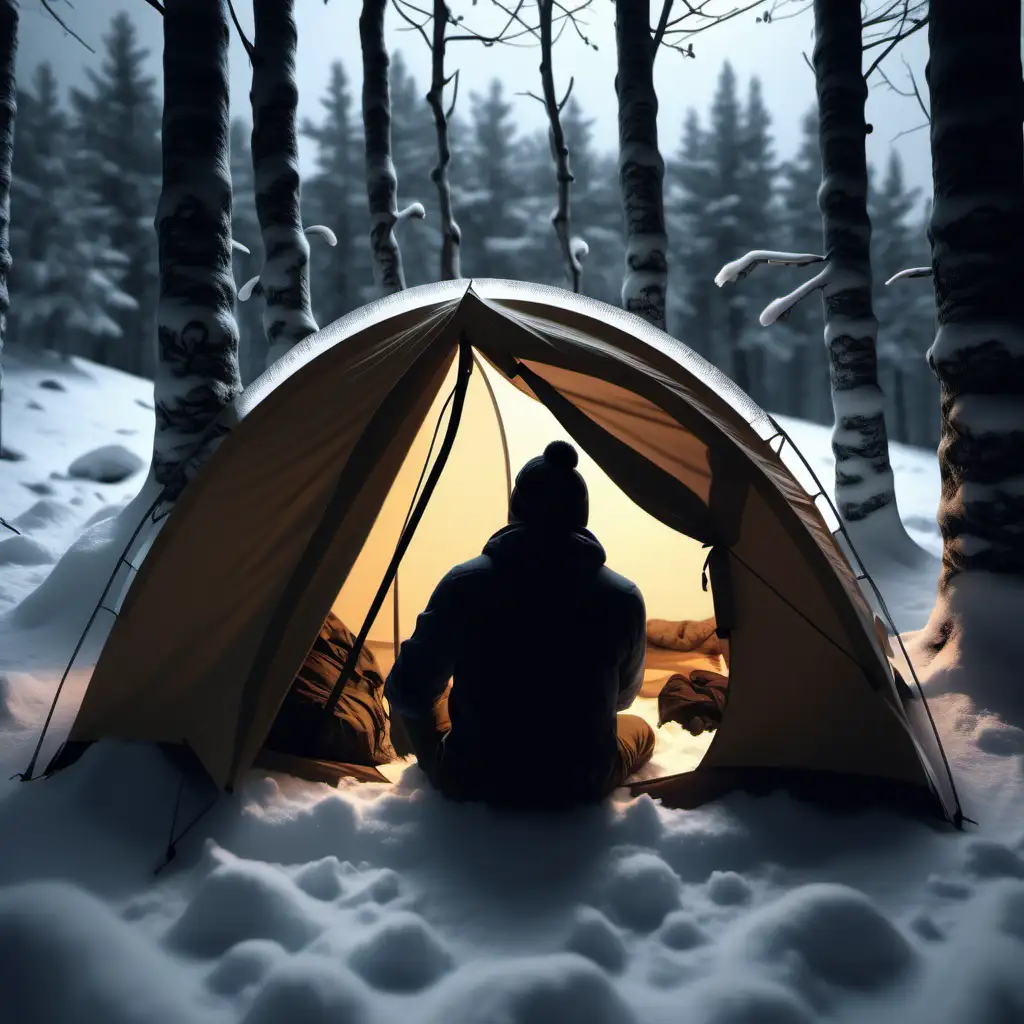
[1,349,1024,1024]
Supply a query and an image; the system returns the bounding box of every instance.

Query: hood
[482,523,607,573]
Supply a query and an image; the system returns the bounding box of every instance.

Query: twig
[228,0,256,62]
[40,0,95,52]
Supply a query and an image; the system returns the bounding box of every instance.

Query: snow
[68,444,146,484]
[1,352,1023,1024]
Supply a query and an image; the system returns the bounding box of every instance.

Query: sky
[18,0,934,206]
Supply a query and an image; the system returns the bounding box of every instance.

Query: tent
[42,279,962,825]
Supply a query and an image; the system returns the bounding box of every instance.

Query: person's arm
[384,573,458,721]
[615,586,647,712]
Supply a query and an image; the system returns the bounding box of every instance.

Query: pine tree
[461,78,529,281]
[69,12,161,376]
[301,60,373,324]
[9,64,134,362]
[775,106,829,422]
[668,108,713,354]
[736,75,777,406]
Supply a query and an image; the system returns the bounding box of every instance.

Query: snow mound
[657,909,709,950]
[687,979,815,1024]
[603,851,682,931]
[425,954,636,1024]
[0,672,50,729]
[0,881,196,1024]
[563,906,627,973]
[11,498,75,533]
[67,445,145,484]
[962,839,1024,880]
[83,503,129,529]
[204,938,287,997]
[38,378,67,392]
[346,912,454,992]
[165,854,325,957]
[707,869,753,906]
[734,883,916,990]
[239,956,368,1024]
[0,535,55,567]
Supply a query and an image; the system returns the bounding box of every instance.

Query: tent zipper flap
[319,337,475,725]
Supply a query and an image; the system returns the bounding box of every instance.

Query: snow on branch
[885,266,932,285]
[714,249,825,287]
[715,249,829,325]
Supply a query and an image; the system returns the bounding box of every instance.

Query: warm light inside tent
[333,353,717,675]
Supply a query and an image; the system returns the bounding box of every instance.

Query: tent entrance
[297,344,729,786]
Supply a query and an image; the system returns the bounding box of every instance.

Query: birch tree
[361,0,424,296]
[614,0,668,330]
[250,0,319,369]
[535,0,587,293]
[152,0,242,494]
[0,0,15,462]
[908,1,1024,712]
[715,0,916,554]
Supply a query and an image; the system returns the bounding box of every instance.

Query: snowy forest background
[6,11,938,447]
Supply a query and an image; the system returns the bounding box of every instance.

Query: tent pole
[320,337,475,722]
[472,351,512,507]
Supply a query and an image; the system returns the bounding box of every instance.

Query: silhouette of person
[385,440,655,809]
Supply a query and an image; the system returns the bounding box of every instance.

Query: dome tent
[39,279,961,825]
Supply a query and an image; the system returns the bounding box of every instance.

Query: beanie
[508,440,589,531]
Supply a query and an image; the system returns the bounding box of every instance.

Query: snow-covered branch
[714,249,824,287]
[538,0,585,293]
[885,266,931,286]
[361,0,423,295]
[251,0,319,370]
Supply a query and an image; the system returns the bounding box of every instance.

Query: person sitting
[384,440,655,810]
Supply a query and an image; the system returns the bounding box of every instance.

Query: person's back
[385,441,654,809]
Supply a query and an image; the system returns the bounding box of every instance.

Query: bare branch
[228,0,256,62]
[40,0,95,53]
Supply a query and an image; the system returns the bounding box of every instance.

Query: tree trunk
[152,0,242,495]
[813,0,907,540]
[539,0,581,294]
[0,0,15,461]
[427,0,460,281]
[361,0,414,295]
[927,3,1024,588]
[251,0,318,370]
[614,0,667,331]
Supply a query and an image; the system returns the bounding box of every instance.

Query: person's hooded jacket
[384,441,646,806]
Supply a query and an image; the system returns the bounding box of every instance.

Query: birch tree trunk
[252,0,318,370]
[427,0,460,281]
[152,0,242,494]
[813,0,907,539]
[904,1,1024,727]
[927,4,1024,590]
[614,0,667,331]
[361,0,420,295]
[0,0,15,461]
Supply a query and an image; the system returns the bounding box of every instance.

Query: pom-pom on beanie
[508,440,589,531]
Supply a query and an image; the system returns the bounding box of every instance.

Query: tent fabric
[56,279,960,823]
